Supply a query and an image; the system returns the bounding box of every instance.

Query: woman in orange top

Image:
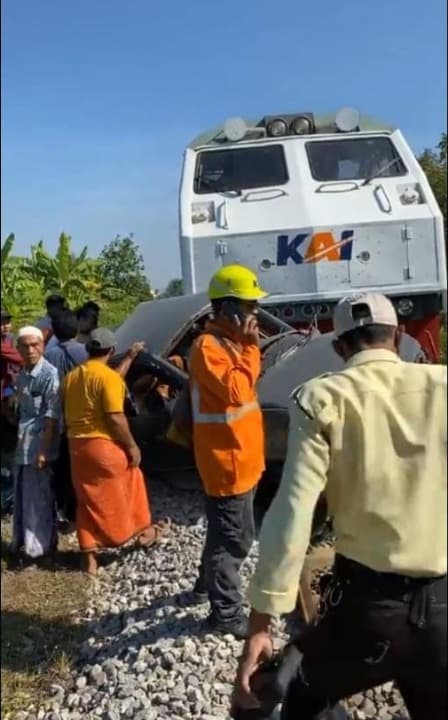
[63,327,170,574]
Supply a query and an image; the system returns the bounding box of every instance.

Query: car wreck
[113,293,425,508]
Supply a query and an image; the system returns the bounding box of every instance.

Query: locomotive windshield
[306,137,407,182]
[194,144,288,194]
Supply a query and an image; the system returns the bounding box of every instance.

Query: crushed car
[113,294,425,528]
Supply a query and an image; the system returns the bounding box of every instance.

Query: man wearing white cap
[233,293,447,719]
[11,326,61,559]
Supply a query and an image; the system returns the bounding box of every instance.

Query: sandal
[138,517,172,548]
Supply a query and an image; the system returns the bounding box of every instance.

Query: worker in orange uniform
[188,264,268,640]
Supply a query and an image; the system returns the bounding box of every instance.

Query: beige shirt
[249,349,447,616]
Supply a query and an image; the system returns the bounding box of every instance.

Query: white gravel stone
[74,677,86,691]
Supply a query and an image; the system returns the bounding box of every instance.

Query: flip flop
[138,517,172,548]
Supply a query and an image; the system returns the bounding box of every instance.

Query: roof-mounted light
[266,118,288,137]
[262,112,315,138]
[290,115,313,135]
[223,117,248,142]
[335,107,360,133]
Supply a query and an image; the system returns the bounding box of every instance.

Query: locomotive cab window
[306,137,407,182]
[194,145,289,194]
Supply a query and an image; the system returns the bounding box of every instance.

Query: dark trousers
[282,556,447,720]
[52,434,77,523]
[195,489,256,624]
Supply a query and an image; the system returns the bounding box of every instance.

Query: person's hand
[232,631,274,712]
[238,316,259,346]
[35,451,48,470]
[127,341,146,360]
[127,443,141,468]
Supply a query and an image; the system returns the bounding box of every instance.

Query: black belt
[334,554,446,595]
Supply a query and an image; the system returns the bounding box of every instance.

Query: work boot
[230,707,268,719]
[192,590,209,605]
[176,587,209,608]
[204,614,249,640]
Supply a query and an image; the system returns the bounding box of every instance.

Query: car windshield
[194,145,288,194]
[306,137,407,182]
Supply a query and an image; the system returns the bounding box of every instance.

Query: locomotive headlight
[266,118,288,137]
[224,117,247,142]
[191,203,215,224]
[397,298,414,317]
[335,107,360,133]
[399,185,422,205]
[290,115,313,135]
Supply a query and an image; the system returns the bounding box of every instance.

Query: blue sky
[2,0,446,289]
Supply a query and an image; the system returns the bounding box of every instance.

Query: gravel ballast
[18,479,409,719]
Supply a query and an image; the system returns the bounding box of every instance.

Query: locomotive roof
[187,112,395,150]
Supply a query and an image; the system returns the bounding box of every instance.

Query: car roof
[115,293,210,356]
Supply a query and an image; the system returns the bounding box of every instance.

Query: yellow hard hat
[208,264,268,301]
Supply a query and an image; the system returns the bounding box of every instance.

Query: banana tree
[20,233,103,306]
[1,234,45,324]
[1,232,15,267]
[1,231,144,327]
[2,232,15,286]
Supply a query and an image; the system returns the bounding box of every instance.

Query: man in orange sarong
[62,327,170,574]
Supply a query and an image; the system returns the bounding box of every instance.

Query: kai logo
[276,230,354,266]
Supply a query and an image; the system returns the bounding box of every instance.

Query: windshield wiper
[199,177,242,196]
[361,157,402,186]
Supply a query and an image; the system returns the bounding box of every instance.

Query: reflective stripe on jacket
[189,322,265,497]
